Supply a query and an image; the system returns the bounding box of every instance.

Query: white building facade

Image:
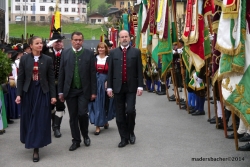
[11,0,88,23]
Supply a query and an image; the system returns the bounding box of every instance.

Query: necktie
[56,52,61,57]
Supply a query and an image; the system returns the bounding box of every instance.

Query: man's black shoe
[239,133,250,142]
[84,136,91,146]
[129,133,136,144]
[169,94,175,99]
[192,110,205,116]
[180,101,186,105]
[169,97,176,101]
[227,132,245,139]
[54,129,61,138]
[7,119,14,124]
[118,139,129,148]
[189,109,197,114]
[69,143,80,151]
[238,142,250,151]
[181,105,186,110]
[227,124,238,131]
[207,116,216,122]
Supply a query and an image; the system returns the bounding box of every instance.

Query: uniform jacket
[17,53,56,98]
[107,47,143,93]
[57,47,97,99]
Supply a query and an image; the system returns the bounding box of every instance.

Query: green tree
[87,0,98,14]
[105,0,116,5]
[98,3,109,16]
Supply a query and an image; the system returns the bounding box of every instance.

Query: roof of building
[88,13,104,18]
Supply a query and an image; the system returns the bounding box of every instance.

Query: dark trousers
[114,83,136,141]
[66,89,89,143]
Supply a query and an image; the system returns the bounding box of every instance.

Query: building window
[31,0,36,2]
[98,19,101,22]
[23,0,28,2]
[120,2,124,6]
[72,8,75,12]
[78,0,83,3]
[15,5,20,11]
[15,0,20,2]
[23,5,28,11]
[31,16,36,21]
[65,0,68,4]
[70,17,74,21]
[49,7,54,12]
[40,16,45,21]
[59,0,61,3]
[43,0,47,2]
[31,6,35,11]
[91,19,96,23]
[64,8,68,12]
[82,8,86,13]
[59,8,61,11]
[72,0,75,4]
[40,6,45,11]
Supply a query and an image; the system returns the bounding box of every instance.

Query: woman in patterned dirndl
[88,42,115,135]
[15,36,56,162]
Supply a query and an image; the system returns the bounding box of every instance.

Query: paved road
[0,90,249,167]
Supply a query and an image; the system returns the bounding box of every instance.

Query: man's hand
[15,96,21,104]
[90,94,97,101]
[59,94,65,102]
[51,98,57,104]
[137,89,143,96]
[107,90,113,97]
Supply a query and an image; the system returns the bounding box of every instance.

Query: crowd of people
[0,30,143,162]
[0,29,249,164]
[143,37,250,152]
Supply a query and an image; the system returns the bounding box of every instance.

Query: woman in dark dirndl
[88,42,115,135]
[5,46,23,120]
[15,36,56,162]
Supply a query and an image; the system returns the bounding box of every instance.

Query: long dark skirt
[20,81,51,149]
[4,84,21,119]
[88,73,115,127]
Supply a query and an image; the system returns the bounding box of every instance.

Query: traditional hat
[23,43,30,51]
[4,44,14,53]
[12,44,23,53]
[50,31,65,41]
[104,39,113,47]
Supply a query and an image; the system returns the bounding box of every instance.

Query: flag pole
[206,15,214,121]
[212,82,218,127]
[232,112,239,150]
[206,58,211,120]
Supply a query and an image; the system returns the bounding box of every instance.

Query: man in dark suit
[107,30,143,148]
[58,31,97,151]
[43,32,65,138]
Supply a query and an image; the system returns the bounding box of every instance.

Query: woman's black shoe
[104,123,109,129]
[33,148,39,162]
[94,131,100,135]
